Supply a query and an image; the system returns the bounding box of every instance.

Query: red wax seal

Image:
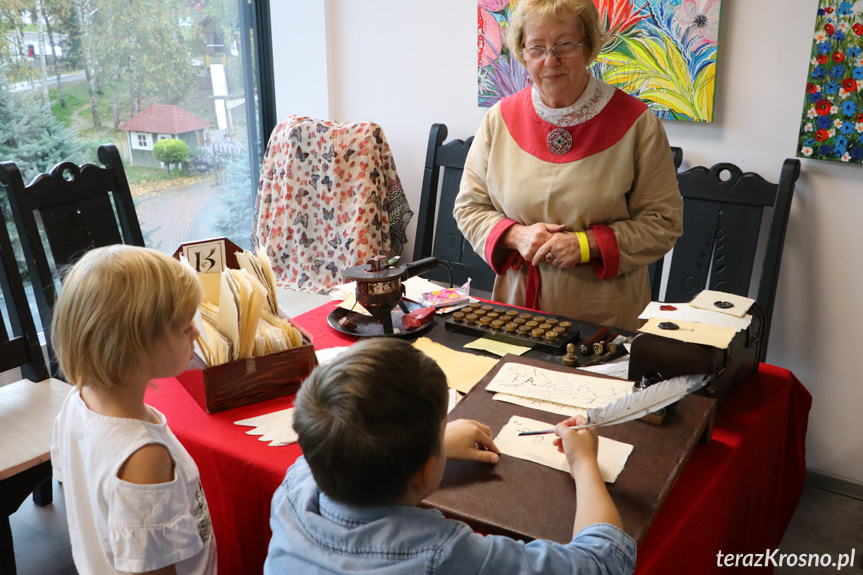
[659,305,677,311]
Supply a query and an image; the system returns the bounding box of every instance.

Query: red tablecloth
[145,301,811,575]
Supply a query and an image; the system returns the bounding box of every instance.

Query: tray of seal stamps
[443,302,581,354]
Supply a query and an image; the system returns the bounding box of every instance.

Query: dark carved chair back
[1,144,144,370]
[0,202,51,575]
[648,146,684,299]
[657,158,801,362]
[413,123,495,292]
[0,212,49,382]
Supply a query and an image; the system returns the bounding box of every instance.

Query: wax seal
[546,128,573,155]
[659,305,677,311]
[714,300,734,309]
[658,321,680,330]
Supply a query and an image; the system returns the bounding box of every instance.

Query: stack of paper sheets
[475,361,635,482]
[487,361,633,418]
[637,290,754,349]
[193,250,305,367]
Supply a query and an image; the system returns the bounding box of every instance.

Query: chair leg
[32,479,53,507]
[0,514,17,575]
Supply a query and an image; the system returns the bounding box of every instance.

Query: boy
[265,338,636,574]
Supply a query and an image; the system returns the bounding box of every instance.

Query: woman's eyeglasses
[521,40,584,62]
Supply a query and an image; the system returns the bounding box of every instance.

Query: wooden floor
[8,481,862,574]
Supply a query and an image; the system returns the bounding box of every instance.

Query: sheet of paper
[232,269,266,359]
[689,290,754,318]
[257,247,280,315]
[447,388,462,414]
[639,301,752,331]
[236,250,278,316]
[315,346,350,366]
[217,271,240,360]
[485,361,632,409]
[412,337,499,394]
[197,272,221,306]
[234,408,298,446]
[639,317,737,349]
[493,393,586,418]
[329,282,355,301]
[578,357,632,380]
[494,415,632,483]
[338,292,372,316]
[402,276,452,304]
[463,338,531,357]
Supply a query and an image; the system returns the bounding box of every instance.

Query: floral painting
[477,0,721,122]
[797,1,863,164]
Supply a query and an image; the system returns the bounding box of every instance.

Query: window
[1,0,276,254]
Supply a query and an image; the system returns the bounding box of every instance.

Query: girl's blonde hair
[51,245,202,390]
[507,0,607,67]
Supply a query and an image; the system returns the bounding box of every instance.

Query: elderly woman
[454,0,683,331]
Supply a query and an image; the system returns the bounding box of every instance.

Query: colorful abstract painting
[477,0,721,122]
[797,1,863,164]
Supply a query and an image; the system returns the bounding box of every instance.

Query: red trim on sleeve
[590,224,620,279]
[486,219,522,274]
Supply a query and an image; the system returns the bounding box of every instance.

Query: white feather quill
[518,373,711,435]
[580,373,710,429]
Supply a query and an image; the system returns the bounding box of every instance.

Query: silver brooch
[546,128,572,155]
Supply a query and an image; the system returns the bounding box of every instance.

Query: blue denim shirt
[265,457,636,575]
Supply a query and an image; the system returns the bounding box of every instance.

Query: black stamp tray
[444,302,580,354]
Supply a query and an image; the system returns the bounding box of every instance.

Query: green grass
[125,165,173,186]
[49,76,133,133]
[50,84,88,126]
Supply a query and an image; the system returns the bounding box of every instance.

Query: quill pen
[518,373,710,435]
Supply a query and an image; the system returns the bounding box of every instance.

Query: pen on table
[518,424,589,436]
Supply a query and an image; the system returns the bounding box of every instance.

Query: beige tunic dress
[454,80,683,331]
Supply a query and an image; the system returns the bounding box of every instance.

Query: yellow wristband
[576,231,590,264]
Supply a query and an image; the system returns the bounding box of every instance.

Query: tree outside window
[0,0,268,254]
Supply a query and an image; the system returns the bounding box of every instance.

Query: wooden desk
[424,355,716,545]
[144,300,811,575]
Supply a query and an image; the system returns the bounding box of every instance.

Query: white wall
[271,1,330,122]
[272,0,863,485]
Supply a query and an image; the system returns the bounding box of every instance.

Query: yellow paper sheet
[412,337,498,394]
[463,338,531,357]
[494,415,632,483]
[338,293,372,316]
[231,269,266,359]
[639,317,737,349]
[217,271,240,360]
[197,272,221,306]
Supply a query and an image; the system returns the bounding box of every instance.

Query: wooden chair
[1,144,144,371]
[653,159,801,362]
[648,146,684,299]
[413,123,496,292]
[0,205,70,575]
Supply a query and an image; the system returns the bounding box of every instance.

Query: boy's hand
[552,415,600,476]
[444,419,500,464]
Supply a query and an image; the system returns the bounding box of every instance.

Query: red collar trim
[500,86,648,163]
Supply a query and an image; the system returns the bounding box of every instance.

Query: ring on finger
[545,252,555,262]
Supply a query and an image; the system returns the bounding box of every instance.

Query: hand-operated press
[330,256,440,336]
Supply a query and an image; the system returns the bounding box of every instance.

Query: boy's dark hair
[293,338,448,506]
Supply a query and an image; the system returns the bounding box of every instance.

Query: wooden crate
[178,319,317,414]
[173,237,318,413]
